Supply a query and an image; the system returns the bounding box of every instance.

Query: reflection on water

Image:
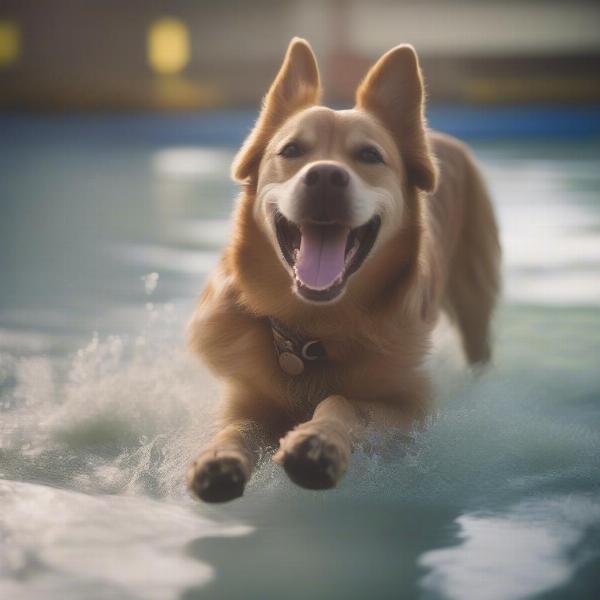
[152,147,232,179]
[0,480,252,600]
[0,117,599,599]
[488,157,600,306]
[420,497,600,600]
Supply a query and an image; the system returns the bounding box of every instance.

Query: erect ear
[232,37,321,184]
[356,45,437,191]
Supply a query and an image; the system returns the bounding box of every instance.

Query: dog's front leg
[187,418,259,503]
[273,395,367,490]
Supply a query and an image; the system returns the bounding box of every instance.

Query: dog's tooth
[345,242,358,265]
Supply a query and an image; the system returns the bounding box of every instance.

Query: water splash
[0,302,218,499]
[141,272,159,296]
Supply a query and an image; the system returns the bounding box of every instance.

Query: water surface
[1,115,599,599]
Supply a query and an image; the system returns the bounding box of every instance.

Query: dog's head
[232,38,436,304]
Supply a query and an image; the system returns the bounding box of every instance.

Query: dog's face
[233,38,437,304]
[256,106,404,302]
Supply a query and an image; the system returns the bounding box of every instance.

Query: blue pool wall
[1,105,599,146]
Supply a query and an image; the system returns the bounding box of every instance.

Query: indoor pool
[1,113,599,599]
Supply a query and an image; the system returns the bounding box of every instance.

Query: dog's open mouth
[274,213,381,302]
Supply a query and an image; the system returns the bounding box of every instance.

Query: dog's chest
[282,367,338,419]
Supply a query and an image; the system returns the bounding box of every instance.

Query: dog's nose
[299,163,351,224]
[304,164,349,189]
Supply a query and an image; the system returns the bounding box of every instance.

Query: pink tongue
[296,224,350,290]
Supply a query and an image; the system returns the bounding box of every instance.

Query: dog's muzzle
[273,162,381,303]
[295,163,352,225]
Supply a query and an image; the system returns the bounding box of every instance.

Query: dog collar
[268,317,327,376]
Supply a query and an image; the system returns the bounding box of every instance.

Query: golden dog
[187,38,500,502]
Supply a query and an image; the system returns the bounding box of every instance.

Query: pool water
[1,115,599,600]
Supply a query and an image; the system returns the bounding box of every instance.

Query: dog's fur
[187,39,500,502]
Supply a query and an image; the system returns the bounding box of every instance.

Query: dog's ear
[356,45,437,191]
[232,37,321,184]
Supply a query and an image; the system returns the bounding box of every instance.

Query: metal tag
[278,351,304,376]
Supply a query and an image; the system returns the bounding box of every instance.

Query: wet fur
[187,39,500,502]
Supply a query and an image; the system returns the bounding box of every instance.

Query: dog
[186,38,500,502]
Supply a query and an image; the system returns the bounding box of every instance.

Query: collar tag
[278,351,305,376]
[269,318,326,376]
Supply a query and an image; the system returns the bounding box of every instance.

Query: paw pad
[188,456,246,503]
[282,434,345,490]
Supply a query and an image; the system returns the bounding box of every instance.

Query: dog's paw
[187,451,248,503]
[278,432,347,490]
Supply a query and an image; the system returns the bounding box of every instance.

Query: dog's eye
[278,142,304,159]
[356,146,385,165]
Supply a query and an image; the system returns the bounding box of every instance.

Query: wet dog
[187,38,500,502]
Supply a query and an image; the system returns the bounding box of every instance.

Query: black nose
[298,163,351,224]
[304,164,349,189]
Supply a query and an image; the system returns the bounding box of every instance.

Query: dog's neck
[268,316,327,376]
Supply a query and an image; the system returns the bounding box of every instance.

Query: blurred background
[1,3,600,600]
[2,0,600,111]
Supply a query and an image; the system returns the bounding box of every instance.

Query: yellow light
[147,17,190,75]
[0,20,20,68]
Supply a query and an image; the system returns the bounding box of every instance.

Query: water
[1,115,599,599]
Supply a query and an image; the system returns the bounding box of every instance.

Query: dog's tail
[443,148,501,365]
